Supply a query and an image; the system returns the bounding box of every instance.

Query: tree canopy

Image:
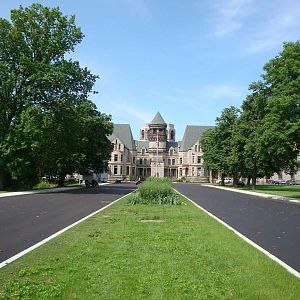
[0,4,113,188]
[201,41,300,189]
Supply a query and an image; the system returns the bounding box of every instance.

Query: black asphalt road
[0,183,136,263]
[174,183,300,272]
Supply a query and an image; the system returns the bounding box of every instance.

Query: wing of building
[107,112,214,182]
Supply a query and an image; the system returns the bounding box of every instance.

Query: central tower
[148,112,167,152]
[148,112,166,177]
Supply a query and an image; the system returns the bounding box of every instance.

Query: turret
[148,112,167,152]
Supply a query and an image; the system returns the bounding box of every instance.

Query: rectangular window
[121,154,123,162]
[180,158,182,164]
[114,166,118,175]
[114,154,118,162]
[133,157,136,163]
[139,158,143,165]
[172,159,175,165]
[119,143,121,150]
[197,156,201,164]
[168,159,171,165]
[142,149,145,155]
[195,145,197,152]
[192,156,194,163]
[197,167,201,176]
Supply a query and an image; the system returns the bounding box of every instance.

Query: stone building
[107,112,214,182]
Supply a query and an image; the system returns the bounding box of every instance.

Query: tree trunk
[221,173,225,186]
[58,173,66,187]
[0,168,12,190]
[233,174,239,187]
[251,176,257,190]
[246,176,251,186]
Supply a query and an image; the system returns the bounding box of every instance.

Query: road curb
[0,183,110,199]
[201,184,300,204]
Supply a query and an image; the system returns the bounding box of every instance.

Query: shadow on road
[45,183,137,196]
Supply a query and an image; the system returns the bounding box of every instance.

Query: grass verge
[211,184,300,199]
[0,194,300,299]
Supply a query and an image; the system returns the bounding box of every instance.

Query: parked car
[286,180,299,185]
[216,178,232,184]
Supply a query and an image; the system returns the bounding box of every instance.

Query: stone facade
[107,112,214,182]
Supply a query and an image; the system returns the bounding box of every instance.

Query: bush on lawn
[33,181,56,190]
[128,177,181,205]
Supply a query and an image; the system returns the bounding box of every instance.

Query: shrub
[129,177,181,205]
[33,181,56,190]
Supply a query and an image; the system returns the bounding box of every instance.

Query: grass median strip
[1,194,300,299]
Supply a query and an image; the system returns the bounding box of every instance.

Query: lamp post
[156,130,159,177]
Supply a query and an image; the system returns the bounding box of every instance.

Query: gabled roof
[180,125,214,151]
[166,141,179,151]
[150,112,166,125]
[135,140,149,152]
[109,124,136,150]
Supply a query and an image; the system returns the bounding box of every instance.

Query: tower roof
[150,112,166,125]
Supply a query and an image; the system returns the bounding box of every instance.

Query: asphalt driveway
[174,183,300,272]
[0,183,136,263]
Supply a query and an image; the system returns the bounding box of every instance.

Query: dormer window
[170,149,174,156]
[141,130,145,139]
[142,148,145,155]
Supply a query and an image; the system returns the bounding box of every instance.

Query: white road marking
[0,189,132,269]
[174,188,300,280]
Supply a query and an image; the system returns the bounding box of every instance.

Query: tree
[233,41,300,188]
[0,4,112,188]
[201,106,240,186]
[260,41,300,171]
[3,99,113,187]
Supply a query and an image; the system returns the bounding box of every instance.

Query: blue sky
[1,0,300,139]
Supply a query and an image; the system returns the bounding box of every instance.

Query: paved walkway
[0,183,136,263]
[174,183,300,272]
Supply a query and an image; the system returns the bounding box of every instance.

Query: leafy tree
[0,4,112,188]
[260,41,300,171]
[201,106,240,186]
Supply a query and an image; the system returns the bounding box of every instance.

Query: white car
[216,178,232,184]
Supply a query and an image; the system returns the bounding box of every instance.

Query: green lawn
[0,181,81,193]
[0,195,300,299]
[233,184,300,199]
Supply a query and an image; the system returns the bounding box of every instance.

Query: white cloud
[150,84,246,109]
[124,0,150,20]
[246,1,300,53]
[114,102,153,124]
[212,0,254,37]
[199,84,244,99]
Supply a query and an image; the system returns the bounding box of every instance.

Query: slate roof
[180,125,214,151]
[166,141,179,151]
[150,112,166,125]
[109,124,136,150]
[135,140,149,152]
